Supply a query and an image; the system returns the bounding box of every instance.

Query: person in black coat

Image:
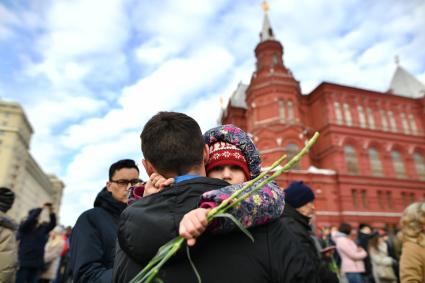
[357,223,378,283]
[281,181,339,283]
[112,111,320,283]
[68,159,140,283]
[16,203,56,283]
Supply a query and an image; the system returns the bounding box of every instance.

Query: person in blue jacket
[16,202,56,283]
[68,159,140,283]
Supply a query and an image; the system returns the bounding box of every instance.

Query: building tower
[245,2,308,168]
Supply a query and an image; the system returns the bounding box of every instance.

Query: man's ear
[106,181,112,192]
[202,144,209,165]
[142,159,155,176]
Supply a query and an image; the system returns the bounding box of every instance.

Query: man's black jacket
[69,187,126,283]
[281,205,338,283]
[113,177,320,283]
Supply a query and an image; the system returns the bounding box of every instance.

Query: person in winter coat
[16,203,56,283]
[128,124,285,246]
[333,222,368,283]
[357,223,377,283]
[282,181,339,283]
[0,187,18,283]
[113,111,320,283]
[368,232,397,283]
[39,226,66,283]
[68,159,140,283]
[399,201,425,283]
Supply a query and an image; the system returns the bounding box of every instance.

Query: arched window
[368,148,383,176]
[391,150,406,178]
[343,103,352,126]
[334,102,343,125]
[409,114,418,135]
[344,145,359,174]
[413,153,425,181]
[287,101,294,121]
[367,108,375,129]
[380,110,388,131]
[278,100,285,120]
[357,106,366,128]
[400,113,410,135]
[388,111,397,132]
[285,143,300,169]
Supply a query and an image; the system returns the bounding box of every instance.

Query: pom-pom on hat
[284,181,315,208]
[206,141,250,180]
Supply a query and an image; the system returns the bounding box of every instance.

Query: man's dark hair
[358,223,371,230]
[141,111,204,175]
[109,159,139,180]
[338,222,352,235]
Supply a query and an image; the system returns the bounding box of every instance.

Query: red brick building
[221,10,425,229]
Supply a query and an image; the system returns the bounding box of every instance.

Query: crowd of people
[0,111,424,283]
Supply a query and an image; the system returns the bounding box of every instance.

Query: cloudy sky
[1,0,424,225]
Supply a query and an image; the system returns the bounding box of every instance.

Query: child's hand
[179,208,210,246]
[143,173,174,196]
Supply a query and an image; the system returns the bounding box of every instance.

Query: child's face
[207,165,247,185]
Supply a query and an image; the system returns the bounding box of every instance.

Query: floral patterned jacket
[128,124,285,232]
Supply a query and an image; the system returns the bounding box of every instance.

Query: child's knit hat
[203,124,262,179]
[206,141,250,180]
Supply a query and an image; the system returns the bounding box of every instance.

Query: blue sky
[1,0,424,225]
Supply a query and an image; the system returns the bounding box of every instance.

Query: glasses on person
[110,179,142,187]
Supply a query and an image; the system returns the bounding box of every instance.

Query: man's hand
[143,173,174,197]
[179,208,210,246]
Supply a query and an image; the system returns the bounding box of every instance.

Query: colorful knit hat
[206,141,250,180]
[284,181,315,208]
[203,124,261,179]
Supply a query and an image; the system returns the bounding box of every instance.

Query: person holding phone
[16,202,56,283]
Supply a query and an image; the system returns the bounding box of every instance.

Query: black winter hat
[284,181,315,208]
[0,187,15,212]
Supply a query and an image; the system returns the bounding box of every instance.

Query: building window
[278,100,285,120]
[367,108,375,129]
[357,106,366,128]
[413,153,425,181]
[287,101,294,121]
[343,103,352,126]
[408,114,418,135]
[334,102,343,125]
[377,191,384,209]
[285,143,300,169]
[410,193,415,203]
[400,113,410,135]
[352,189,358,208]
[361,190,368,208]
[344,145,359,175]
[386,191,393,209]
[391,150,406,178]
[380,110,388,131]
[368,148,383,176]
[401,192,408,207]
[388,111,397,132]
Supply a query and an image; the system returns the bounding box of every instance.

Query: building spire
[394,55,400,66]
[260,1,275,42]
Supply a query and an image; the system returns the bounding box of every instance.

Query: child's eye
[229,165,243,171]
[211,166,224,172]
